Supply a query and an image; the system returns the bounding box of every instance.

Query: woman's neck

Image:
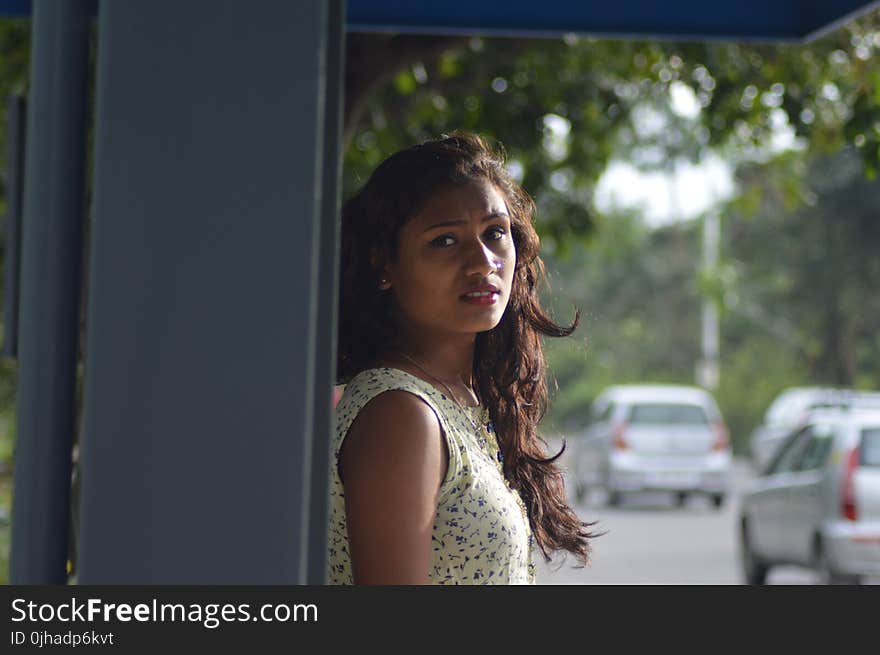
[375,330,478,403]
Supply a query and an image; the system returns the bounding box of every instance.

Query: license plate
[647,471,699,488]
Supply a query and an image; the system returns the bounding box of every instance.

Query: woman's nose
[464,239,500,276]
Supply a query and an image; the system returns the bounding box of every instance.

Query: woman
[328,131,598,584]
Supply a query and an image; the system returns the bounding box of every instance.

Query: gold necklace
[397,351,482,431]
[396,355,524,526]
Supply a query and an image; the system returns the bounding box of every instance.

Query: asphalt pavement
[534,444,820,584]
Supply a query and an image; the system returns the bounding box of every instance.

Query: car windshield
[765,390,880,426]
[861,428,880,467]
[808,401,849,412]
[853,395,880,410]
[628,403,709,425]
[765,392,811,425]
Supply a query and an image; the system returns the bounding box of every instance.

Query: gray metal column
[9,0,92,584]
[77,0,332,583]
[307,0,344,585]
[2,95,25,360]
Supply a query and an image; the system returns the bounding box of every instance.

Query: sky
[591,81,796,228]
[594,154,735,228]
[525,82,798,229]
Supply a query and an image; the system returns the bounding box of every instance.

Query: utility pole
[697,209,720,390]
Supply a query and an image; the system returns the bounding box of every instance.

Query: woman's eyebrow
[422,211,510,232]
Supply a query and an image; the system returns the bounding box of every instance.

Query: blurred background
[2,8,879,583]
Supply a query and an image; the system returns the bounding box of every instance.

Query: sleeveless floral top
[327,367,536,585]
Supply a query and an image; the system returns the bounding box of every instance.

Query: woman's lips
[460,291,499,305]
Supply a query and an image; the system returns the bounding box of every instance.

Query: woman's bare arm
[338,391,448,584]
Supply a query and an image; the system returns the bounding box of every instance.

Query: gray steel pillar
[2,95,25,360]
[77,0,339,583]
[307,0,344,585]
[9,0,92,584]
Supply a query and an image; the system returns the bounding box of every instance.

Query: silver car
[572,384,732,508]
[739,407,880,584]
[749,387,880,473]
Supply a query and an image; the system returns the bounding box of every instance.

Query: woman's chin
[459,313,505,334]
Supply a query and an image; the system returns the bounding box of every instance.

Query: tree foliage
[0,20,29,416]
[539,146,880,451]
[344,9,880,248]
[725,148,880,386]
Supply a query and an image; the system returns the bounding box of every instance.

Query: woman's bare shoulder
[351,388,441,435]
[340,389,448,584]
[339,388,446,485]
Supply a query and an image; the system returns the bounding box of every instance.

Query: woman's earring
[378,277,390,290]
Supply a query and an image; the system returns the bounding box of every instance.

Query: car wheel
[711,494,725,509]
[814,541,861,585]
[675,492,688,507]
[740,522,768,585]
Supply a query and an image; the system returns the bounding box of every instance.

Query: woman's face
[382,178,517,340]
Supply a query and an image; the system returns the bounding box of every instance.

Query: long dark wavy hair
[338,131,599,565]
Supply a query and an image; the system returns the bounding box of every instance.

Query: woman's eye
[430,234,456,247]
[486,227,507,240]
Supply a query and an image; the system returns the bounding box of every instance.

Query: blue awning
[1,0,27,14]
[346,0,880,42]
[2,0,879,42]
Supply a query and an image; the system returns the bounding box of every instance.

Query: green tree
[539,211,704,433]
[539,146,880,452]
[0,18,30,586]
[344,9,880,249]
[724,147,880,387]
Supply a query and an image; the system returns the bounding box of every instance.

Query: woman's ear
[370,247,392,290]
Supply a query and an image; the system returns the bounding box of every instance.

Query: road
[534,451,819,585]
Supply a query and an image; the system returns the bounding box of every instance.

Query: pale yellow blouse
[327,367,536,584]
